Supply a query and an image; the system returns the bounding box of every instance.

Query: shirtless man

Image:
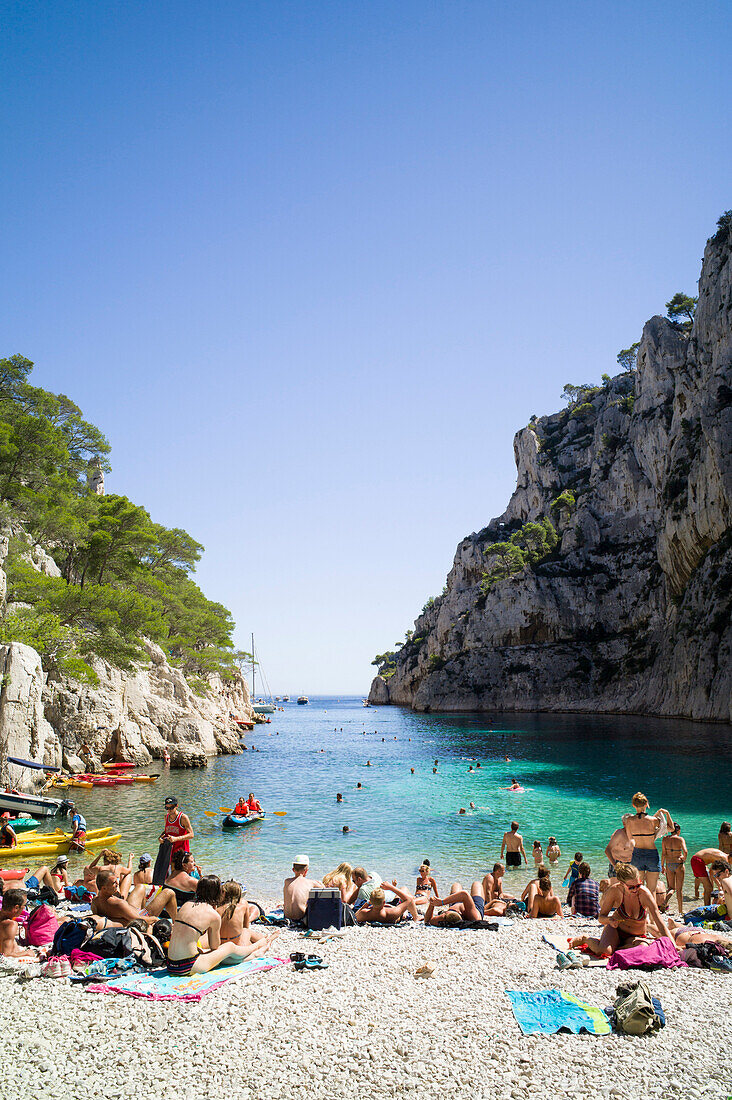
[709,860,732,914]
[283,855,323,921]
[92,869,177,927]
[605,827,635,877]
[0,890,35,959]
[528,877,562,919]
[689,848,729,905]
[500,822,527,868]
[355,884,419,925]
[661,824,688,913]
[482,863,509,901]
[718,823,731,858]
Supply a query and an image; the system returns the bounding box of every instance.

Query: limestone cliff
[369,221,732,720]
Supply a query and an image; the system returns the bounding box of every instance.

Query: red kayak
[102,762,135,770]
[0,869,28,881]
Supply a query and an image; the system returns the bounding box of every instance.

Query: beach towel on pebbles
[86,956,288,1002]
[505,990,611,1036]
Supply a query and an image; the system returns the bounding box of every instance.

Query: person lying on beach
[605,827,635,877]
[528,877,562,919]
[165,850,200,907]
[709,859,732,913]
[577,863,672,957]
[92,869,178,926]
[355,884,419,925]
[283,855,323,921]
[217,881,270,947]
[322,863,353,903]
[500,822,527,867]
[167,875,276,977]
[0,890,36,959]
[25,856,69,899]
[424,882,508,925]
[666,917,732,950]
[415,861,438,903]
[690,849,729,905]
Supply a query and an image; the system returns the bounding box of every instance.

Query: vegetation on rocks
[480,517,558,593]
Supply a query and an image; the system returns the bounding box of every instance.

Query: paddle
[203,811,220,817]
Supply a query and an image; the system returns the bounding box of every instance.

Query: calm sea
[44,697,732,897]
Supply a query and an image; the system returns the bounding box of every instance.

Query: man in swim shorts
[604,827,635,877]
[690,848,729,905]
[92,869,177,926]
[501,822,527,868]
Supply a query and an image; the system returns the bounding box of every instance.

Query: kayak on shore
[0,832,122,860]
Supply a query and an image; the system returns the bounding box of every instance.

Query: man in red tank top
[160,797,194,857]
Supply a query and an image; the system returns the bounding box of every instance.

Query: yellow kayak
[17,826,113,846]
[0,833,122,860]
[68,780,94,789]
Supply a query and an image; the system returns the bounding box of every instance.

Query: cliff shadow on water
[370,217,732,722]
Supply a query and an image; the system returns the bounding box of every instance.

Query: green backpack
[613,980,661,1036]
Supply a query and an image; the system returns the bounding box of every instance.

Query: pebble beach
[2,908,729,1100]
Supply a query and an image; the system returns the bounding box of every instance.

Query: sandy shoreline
[1,899,729,1100]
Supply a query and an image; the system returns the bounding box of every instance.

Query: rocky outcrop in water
[369,221,732,721]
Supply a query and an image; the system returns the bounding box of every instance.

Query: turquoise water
[40,698,732,896]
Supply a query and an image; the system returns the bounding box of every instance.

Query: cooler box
[306,887,343,930]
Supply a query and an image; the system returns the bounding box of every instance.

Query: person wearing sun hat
[283,854,323,921]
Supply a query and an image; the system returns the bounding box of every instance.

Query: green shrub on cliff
[480,517,558,593]
[0,354,239,683]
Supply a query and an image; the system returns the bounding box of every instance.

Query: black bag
[52,919,92,957]
[306,888,343,930]
[87,928,133,958]
[127,926,166,968]
[152,839,173,886]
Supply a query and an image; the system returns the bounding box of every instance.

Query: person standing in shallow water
[661,823,688,914]
[501,822,527,868]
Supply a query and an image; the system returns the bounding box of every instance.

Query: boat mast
[251,632,255,698]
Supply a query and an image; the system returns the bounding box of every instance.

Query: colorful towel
[505,989,611,1035]
[607,938,687,970]
[87,956,288,1002]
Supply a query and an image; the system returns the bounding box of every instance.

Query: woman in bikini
[217,881,272,949]
[167,875,275,977]
[661,823,688,914]
[414,861,438,905]
[578,863,672,957]
[622,792,674,893]
[127,853,155,909]
[546,838,561,863]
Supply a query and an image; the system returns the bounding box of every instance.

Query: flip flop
[303,955,329,970]
[289,952,305,964]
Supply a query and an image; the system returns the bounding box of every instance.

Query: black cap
[164,796,178,807]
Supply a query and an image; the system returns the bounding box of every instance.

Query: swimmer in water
[508,779,521,791]
[469,802,476,810]
[468,767,474,773]
[342,826,350,834]
[505,755,511,762]
[356,782,363,790]
[366,761,371,766]
[433,768,437,775]
[336,793,343,803]
[459,808,466,815]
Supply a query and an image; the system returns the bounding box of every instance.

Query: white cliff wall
[369,223,732,721]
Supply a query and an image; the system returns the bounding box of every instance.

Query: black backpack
[86,928,134,958]
[52,919,92,957]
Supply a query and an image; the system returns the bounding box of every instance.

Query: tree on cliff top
[665,292,697,328]
[617,342,640,372]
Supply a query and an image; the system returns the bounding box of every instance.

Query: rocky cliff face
[0,543,254,780]
[370,223,732,721]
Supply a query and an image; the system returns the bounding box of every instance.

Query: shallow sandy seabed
[1,913,730,1100]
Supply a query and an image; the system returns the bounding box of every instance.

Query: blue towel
[506,989,611,1035]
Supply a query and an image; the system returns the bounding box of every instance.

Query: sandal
[289,952,306,964]
[304,955,329,970]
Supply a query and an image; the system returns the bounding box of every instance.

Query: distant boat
[0,790,64,818]
[253,701,276,714]
[297,696,309,705]
[282,695,290,702]
[362,699,371,707]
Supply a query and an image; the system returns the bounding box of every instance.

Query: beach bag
[52,919,92,957]
[152,839,173,886]
[26,904,60,946]
[613,981,662,1035]
[86,928,133,958]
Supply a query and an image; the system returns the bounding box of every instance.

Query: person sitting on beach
[415,861,438,903]
[165,851,200,907]
[709,859,732,914]
[167,875,276,977]
[546,837,561,863]
[425,881,508,925]
[532,841,543,867]
[719,822,732,858]
[355,884,419,925]
[0,812,17,848]
[86,849,134,890]
[322,863,353,903]
[500,822,527,868]
[689,848,729,905]
[0,890,35,959]
[605,827,635,878]
[92,869,178,926]
[567,862,600,918]
[576,863,672,957]
[521,866,550,911]
[483,863,511,901]
[349,867,384,907]
[127,853,155,909]
[283,855,323,921]
[217,881,270,947]
[246,793,262,814]
[622,792,674,892]
[528,877,562,919]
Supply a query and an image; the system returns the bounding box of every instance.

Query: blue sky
[2,1,730,692]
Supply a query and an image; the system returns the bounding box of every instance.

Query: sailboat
[250,634,277,714]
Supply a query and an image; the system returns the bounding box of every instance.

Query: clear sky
[2,1,730,693]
